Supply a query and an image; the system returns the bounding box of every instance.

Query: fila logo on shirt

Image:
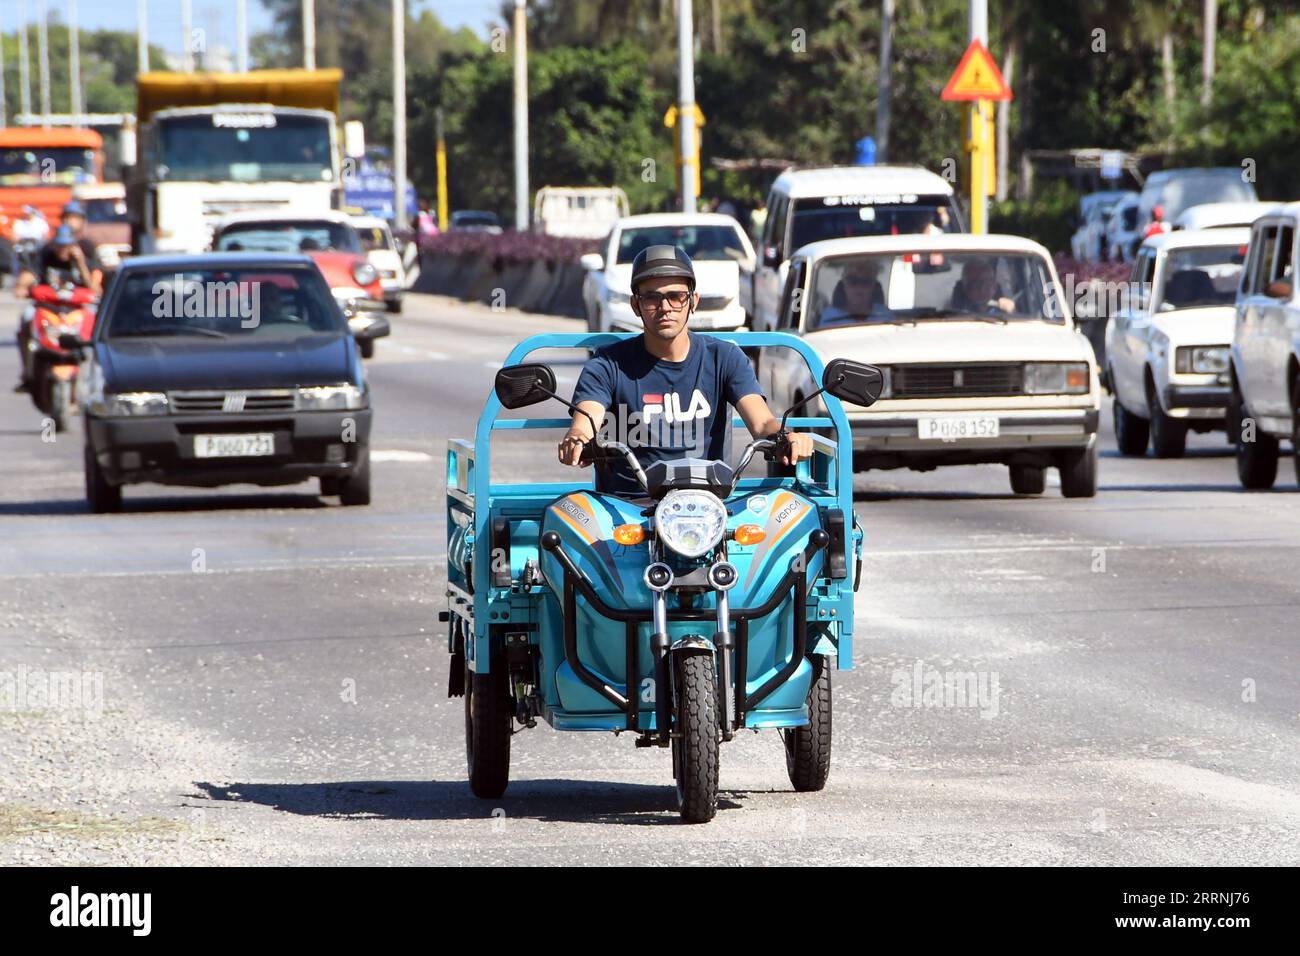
[641,390,711,425]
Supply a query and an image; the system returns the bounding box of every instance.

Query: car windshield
[616,224,748,263]
[1152,175,1257,220]
[355,225,391,252]
[155,113,333,183]
[0,146,97,185]
[790,195,957,251]
[84,197,128,223]
[103,267,344,340]
[215,220,361,254]
[453,212,498,227]
[1157,246,1246,311]
[807,251,1059,330]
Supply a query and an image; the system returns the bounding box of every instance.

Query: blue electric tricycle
[442,332,882,822]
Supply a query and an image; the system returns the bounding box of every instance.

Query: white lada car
[760,234,1101,497]
[1104,228,1248,458]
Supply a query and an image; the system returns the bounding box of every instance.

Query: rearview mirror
[351,316,391,341]
[579,253,604,271]
[823,358,884,408]
[495,363,558,409]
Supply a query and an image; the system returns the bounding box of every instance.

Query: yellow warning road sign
[941,40,1012,102]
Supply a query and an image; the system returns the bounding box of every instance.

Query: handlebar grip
[762,429,793,462]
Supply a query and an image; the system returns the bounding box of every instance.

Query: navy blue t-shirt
[571,333,762,493]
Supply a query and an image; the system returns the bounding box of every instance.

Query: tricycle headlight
[655,490,728,559]
[1176,346,1229,375]
[94,391,169,416]
[1023,362,1089,394]
[296,384,365,410]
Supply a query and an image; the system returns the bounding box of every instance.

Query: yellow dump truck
[128,69,343,254]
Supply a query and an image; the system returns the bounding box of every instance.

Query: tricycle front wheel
[465,663,512,798]
[672,653,719,823]
[783,655,831,792]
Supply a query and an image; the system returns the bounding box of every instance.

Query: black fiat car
[70,253,377,512]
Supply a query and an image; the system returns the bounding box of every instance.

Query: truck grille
[168,389,296,413]
[891,363,1024,399]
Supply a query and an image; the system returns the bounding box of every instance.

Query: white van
[533,186,630,239]
[1230,202,1300,489]
[744,165,962,332]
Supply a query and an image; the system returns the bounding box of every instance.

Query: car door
[1258,220,1295,419]
[1114,249,1155,410]
[753,193,789,332]
[1235,221,1277,418]
[590,227,616,322]
[762,258,809,405]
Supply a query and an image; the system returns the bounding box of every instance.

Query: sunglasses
[636,291,691,309]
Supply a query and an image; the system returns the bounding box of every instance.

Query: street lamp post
[393,0,408,231]
[513,0,530,232]
[677,0,698,213]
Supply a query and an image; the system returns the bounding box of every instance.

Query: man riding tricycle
[443,246,882,821]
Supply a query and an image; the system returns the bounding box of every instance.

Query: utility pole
[876,0,893,163]
[137,0,149,73]
[392,0,408,231]
[19,0,31,120]
[1202,0,1217,106]
[435,108,449,232]
[513,0,529,231]
[303,0,316,70]
[677,0,698,212]
[968,0,988,233]
[236,0,248,72]
[70,0,82,125]
[38,0,50,127]
[0,4,7,128]
[181,0,193,72]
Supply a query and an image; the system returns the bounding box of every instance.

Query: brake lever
[761,429,793,463]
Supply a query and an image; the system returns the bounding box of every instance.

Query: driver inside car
[950,258,1016,315]
[557,244,814,495]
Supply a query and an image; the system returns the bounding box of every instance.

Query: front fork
[647,559,739,744]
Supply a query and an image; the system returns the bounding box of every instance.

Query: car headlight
[1023,362,1090,394]
[352,261,378,285]
[1175,346,1230,375]
[655,490,728,559]
[609,290,632,305]
[296,384,366,410]
[93,391,169,416]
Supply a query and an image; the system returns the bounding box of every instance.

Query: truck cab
[128,69,343,255]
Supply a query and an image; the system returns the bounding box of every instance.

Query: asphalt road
[1,289,1297,865]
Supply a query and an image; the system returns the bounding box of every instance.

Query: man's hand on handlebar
[558,433,588,466]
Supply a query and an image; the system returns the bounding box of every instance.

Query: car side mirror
[580,253,604,271]
[763,245,780,268]
[823,358,884,408]
[352,316,391,341]
[495,362,558,409]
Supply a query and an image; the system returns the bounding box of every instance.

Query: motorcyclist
[13,225,98,393]
[558,244,814,493]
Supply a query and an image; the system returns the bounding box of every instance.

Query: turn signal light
[734,524,766,545]
[1066,367,1089,390]
[613,523,646,545]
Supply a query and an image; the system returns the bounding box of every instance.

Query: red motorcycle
[24,283,97,433]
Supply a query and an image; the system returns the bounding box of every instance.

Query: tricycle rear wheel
[783,655,832,792]
[672,653,719,823]
[465,662,512,798]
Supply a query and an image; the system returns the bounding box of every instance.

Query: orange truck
[0,127,104,264]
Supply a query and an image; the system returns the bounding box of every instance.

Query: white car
[1230,202,1300,489]
[760,234,1101,497]
[351,214,405,313]
[745,165,962,333]
[580,213,755,333]
[1103,194,1141,263]
[1172,201,1277,231]
[1105,228,1248,458]
[1071,190,1132,262]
